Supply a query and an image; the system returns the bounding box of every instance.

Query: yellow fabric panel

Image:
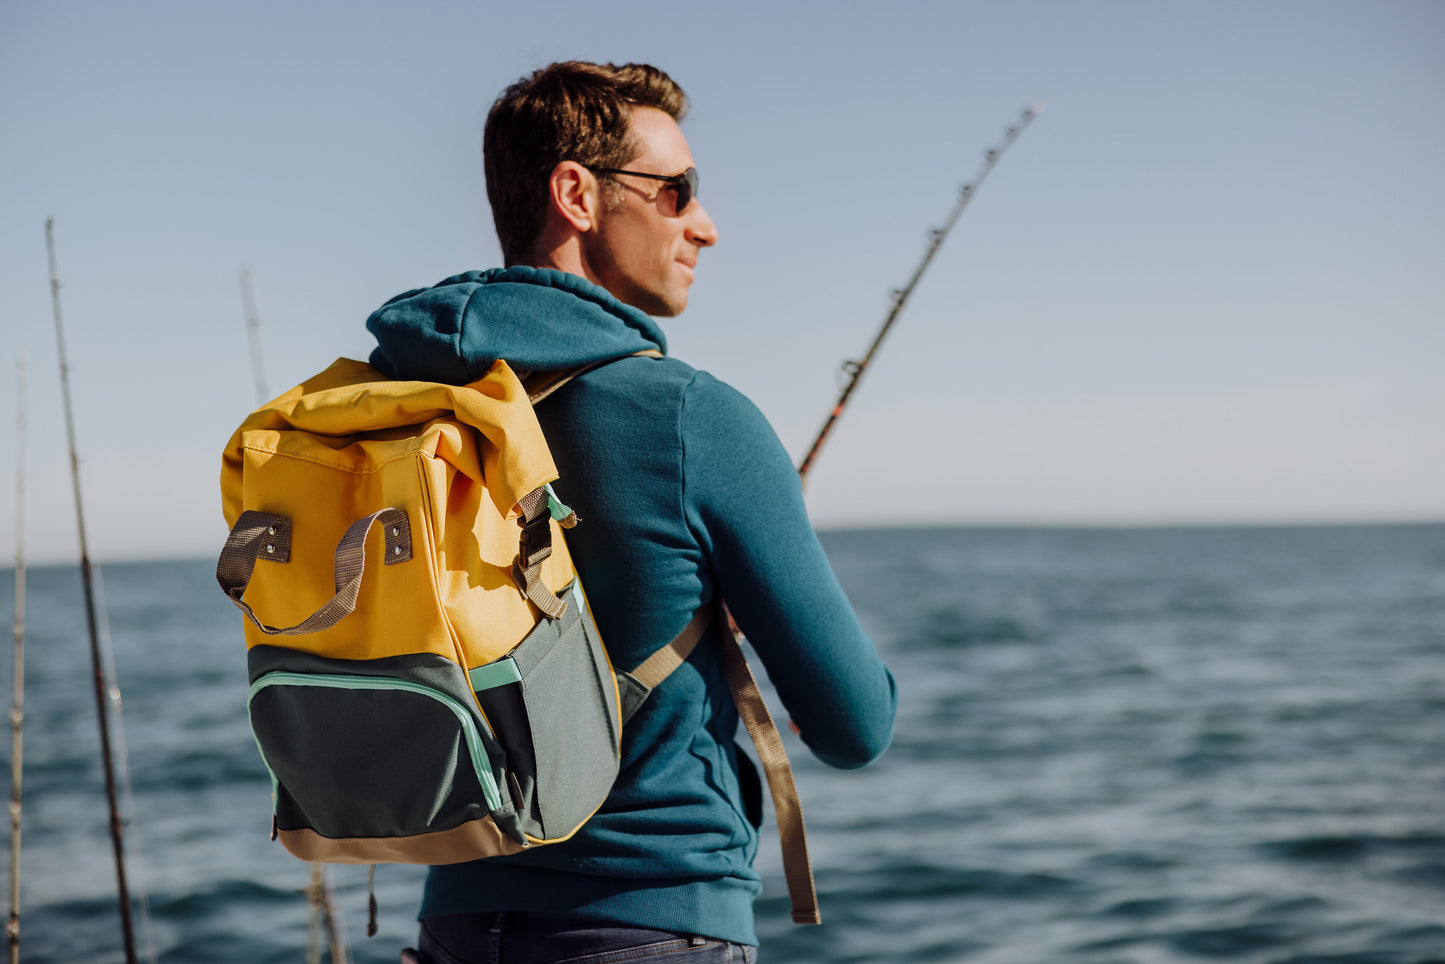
[221,357,556,525]
[220,357,572,667]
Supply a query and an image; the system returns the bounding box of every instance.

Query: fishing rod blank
[240,269,270,404]
[46,219,140,964]
[239,269,347,963]
[797,102,1045,481]
[8,355,26,964]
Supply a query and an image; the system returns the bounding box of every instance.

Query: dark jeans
[410,911,758,964]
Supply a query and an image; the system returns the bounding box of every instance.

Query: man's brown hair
[484,61,688,266]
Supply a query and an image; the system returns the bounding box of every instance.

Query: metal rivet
[267,527,276,536]
[266,544,275,554]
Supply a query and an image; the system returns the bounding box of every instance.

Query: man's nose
[685,202,718,247]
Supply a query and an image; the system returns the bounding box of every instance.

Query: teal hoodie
[368,267,897,945]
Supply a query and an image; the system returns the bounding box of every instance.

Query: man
[368,61,897,963]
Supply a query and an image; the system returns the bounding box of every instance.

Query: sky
[1,0,1441,565]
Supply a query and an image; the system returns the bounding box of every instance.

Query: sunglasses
[589,166,699,214]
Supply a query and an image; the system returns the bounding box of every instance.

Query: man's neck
[525,236,592,284]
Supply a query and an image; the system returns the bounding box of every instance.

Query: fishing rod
[721,104,1046,923]
[796,102,1045,481]
[46,219,139,964]
[306,863,348,964]
[8,355,26,964]
[240,269,271,404]
[238,269,347,962]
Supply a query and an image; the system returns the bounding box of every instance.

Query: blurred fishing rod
[238,269,347,964]
[8,355,26,964]
[46,219,139,964]
[796,102,1046,481]
[240,268,271,404]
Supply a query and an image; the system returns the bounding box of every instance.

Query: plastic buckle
[517,511,553,567]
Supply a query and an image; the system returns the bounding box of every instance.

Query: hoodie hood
[367,266,668,384]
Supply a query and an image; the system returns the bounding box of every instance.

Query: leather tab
[383,511,412,565]
[258,515,291,563]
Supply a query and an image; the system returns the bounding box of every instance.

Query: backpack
[216,356,822,922]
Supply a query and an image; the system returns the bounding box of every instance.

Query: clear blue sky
[2,0,1441,564]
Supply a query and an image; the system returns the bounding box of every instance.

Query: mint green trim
[248,672,503,811]
[544,483,573,522]
[469,658,522,692]
[249,730,281,803]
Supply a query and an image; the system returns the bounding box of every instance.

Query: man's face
[584,106,718,317]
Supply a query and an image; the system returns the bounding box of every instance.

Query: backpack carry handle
[217,507,412,637]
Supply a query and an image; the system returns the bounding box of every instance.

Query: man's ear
[549,161,600,233]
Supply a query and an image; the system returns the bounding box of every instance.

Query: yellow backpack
[217,357,704,865]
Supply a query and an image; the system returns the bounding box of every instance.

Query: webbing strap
[526,349,665,405]
[719,609,821,925]
[627,604,710,690]
[620,601,819,924]
[512,487,566,619]
[216,507,411,636]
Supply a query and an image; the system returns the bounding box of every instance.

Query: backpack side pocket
[472,580,621,842]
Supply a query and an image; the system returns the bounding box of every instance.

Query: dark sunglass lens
[674,168,697,213]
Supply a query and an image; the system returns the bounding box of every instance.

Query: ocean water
[1,524,1442,963]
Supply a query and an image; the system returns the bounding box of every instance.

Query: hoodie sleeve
[679,372,897,769]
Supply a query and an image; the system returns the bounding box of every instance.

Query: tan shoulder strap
[613,604,708,725]
[625,601,820,926]
[627,603,710,690]
[525,349,664,404]
[718,607,821,925]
